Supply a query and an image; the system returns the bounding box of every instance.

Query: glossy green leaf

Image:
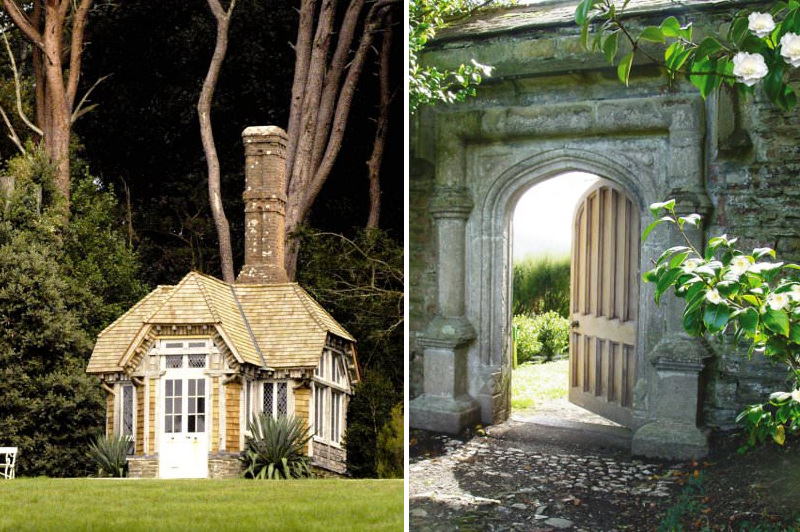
[655,267,684,304]
[694,37,724,61]
[739,307,759,335]
[683,306,703,336]
[656,245,691,266]
[704,303,731,333]
[639,26,665,43]
[574,0,592,25]
[604,32,619,63]
[618,51,634,85]
[649,200,676,216]
[764,308,790,337]
[690,56,722,99]
[791,323,800,344]
[661,16,682,38]
[669,251,690,270]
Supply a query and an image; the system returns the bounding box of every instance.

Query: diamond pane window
[188,355,206,368]
[263,382,274,418]
[165,355,183,369]
[277,383,288,416]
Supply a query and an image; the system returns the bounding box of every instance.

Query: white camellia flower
[792,389,800,403]
[732,52,769,86]
[767,292,790,311]
[706,289,723,305]
[729,255,751,276]
[791,284,800,301]
[749,12,776,38]
[781,32,800,67]
[683,258,703,273]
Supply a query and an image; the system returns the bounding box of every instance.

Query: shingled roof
[87,271,354,374]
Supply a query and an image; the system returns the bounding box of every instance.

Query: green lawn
[512,359,569,410]
[0,478,403,531]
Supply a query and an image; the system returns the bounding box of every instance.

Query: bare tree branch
[71,74,110,124]
[0,104,25,154]
[1,30,43,136]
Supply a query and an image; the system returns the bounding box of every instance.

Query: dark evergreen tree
[0,149,145,476]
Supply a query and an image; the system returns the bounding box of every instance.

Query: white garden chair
[0,447,17,479]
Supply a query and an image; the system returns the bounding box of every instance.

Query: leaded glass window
[263,382,274,418]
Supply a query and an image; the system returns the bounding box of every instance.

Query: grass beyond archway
[511,359,569,411]
[0,478,403,531]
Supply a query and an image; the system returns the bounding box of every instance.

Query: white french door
[158,343,209,478]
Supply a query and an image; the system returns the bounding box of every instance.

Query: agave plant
[87,435,130,477]
[241,414,313,480]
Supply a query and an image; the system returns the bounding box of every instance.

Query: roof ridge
[290,283,333,335]
[229,284,270,369]
[195,273,222,323]
[144,273,197,323]
[96,285,172,338]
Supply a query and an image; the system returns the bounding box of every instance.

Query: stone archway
[410,94,716,459]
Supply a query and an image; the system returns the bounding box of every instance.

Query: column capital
[429,186,473,219]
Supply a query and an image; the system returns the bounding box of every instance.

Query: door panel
[569,181,639,427]
[160,375,208,478]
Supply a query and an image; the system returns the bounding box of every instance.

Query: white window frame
[116,382,136,455]
[260,380,293,419]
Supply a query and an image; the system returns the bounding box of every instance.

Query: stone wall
[127,456,157,478]
[209,453,243,478]
[411,0,794,436]
[312,440,346,475]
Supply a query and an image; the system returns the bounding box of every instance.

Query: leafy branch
[576,0,800,110]
[644,201,800,447]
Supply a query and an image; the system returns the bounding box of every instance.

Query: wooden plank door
[569,180,639,427]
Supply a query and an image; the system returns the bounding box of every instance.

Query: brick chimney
[236,126,289,284]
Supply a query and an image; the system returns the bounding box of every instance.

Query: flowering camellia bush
[644,200,800,449]
[575,0,800,110]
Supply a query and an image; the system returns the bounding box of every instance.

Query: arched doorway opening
[510,172,640,428]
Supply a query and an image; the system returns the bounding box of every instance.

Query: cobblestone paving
[409,425,683,531]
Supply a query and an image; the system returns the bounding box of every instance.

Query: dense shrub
[513,312,570,364]
[376,402,403,479]
[344,371,400,478]
[0,148,146,477]
[513,255,570,318]
[296,228,402,477]
[241,414,313,479]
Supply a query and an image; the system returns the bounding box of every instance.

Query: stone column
[632,119,713,460]
[409,186,481,434]
[237,126,289,284]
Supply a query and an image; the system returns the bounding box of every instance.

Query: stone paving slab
[410,424,683,531]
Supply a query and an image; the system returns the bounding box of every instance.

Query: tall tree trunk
[198,0,236,283]
[283,0,399,280]
[366,10,394,229]
[2,0,94,205]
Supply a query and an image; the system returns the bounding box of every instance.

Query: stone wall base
[632,421,710,460]
[312,440,347,475]
[209,453,243,478]
[127,456,158,478]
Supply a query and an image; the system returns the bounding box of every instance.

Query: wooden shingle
[86,271,354,374]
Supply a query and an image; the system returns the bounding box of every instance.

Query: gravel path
[409,418,685,531]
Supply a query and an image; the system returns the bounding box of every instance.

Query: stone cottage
[410,0,794,459]
[86,126,357,478]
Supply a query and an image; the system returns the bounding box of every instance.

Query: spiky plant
[87,435,130,477]
[241,414,313,479]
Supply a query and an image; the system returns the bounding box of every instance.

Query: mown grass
[0,478,403,531]
[512,359,569,410]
